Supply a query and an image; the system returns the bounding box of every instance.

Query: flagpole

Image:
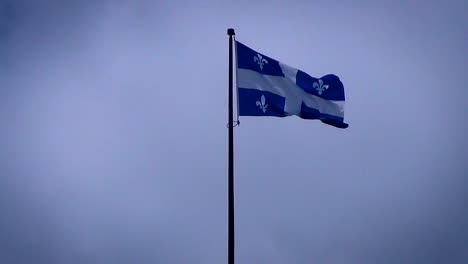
[227,28,235,264]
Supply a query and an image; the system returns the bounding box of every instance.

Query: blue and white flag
[236,41,348,128]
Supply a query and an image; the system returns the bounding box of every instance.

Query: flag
[236,41,348,128]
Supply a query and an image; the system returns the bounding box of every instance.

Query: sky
[0,0,467,263]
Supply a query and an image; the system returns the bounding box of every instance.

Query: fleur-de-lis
[256,94,268,113]
[253,54,268,70]
[313,79,329,95]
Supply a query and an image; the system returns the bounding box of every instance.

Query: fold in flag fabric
[236,41,348,128]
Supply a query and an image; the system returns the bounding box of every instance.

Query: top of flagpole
[227,28,235,36]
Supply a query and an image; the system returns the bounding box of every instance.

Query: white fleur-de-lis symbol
[256,94,268,113]
[313,79,329,95]
[253,54,268,70]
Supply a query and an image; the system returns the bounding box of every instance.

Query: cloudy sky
[0,0,467,263]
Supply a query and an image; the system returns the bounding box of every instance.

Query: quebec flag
[236,41,348,128]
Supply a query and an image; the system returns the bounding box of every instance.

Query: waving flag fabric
[236,41,348,128]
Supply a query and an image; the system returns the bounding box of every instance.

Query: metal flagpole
[227,28,235,264]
